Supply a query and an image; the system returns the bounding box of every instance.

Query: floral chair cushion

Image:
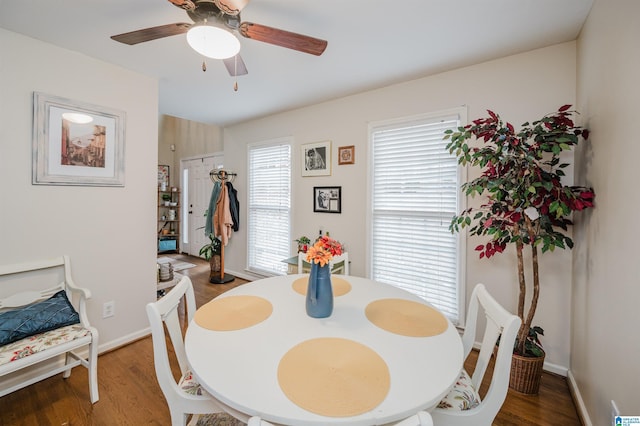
[0,324,90,367]
[178,369,212,397]
[436,368,481,410]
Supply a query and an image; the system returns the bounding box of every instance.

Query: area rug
[157,256,197,271]
[195,413,245,426]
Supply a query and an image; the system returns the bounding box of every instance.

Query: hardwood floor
[0,254,581,425]
[468,349,581,426]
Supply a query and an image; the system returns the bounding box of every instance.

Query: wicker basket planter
[509,352,545,394]
[209,254,221,274]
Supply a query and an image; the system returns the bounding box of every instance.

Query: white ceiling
[0,0,593,126]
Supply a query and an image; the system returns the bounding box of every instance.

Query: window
[248,139,292,275]
[369,108,466,324]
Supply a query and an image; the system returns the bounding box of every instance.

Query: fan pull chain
[200,19,210,72]
[233,54,239,92]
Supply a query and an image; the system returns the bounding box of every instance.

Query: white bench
[0,256,99,403]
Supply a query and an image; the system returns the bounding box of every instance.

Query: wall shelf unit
[158,188,180,253]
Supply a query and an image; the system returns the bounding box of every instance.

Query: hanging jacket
[214,182,233,245]
[205,181,222,237]
[226,181,240,232]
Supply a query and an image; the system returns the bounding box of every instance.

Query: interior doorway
[180,154,224,256]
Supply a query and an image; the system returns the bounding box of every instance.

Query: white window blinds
[248,140,291,275]
[370,110,464,323]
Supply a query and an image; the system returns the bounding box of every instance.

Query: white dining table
[184,274,463,426]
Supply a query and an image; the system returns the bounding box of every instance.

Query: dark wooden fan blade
[223,54,248,76]
[214,0,249,16]
[111,23,191,45]
[167,0,195,11]
[240,22,327,56]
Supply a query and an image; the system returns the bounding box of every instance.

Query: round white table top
[185,274,463,426]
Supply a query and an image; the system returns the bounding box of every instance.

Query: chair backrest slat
[146,276,196,394]
[0,284,65,310]
[329,252,349,275]
[298,252,350,275]
[471,312,502,389]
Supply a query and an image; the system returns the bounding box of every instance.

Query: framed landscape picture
[32,92,126,186]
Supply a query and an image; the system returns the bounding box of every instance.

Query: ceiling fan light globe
[187,25,240,59]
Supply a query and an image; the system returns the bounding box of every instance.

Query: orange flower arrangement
[305,236,343,267]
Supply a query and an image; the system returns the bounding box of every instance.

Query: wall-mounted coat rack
[208,169,238,284]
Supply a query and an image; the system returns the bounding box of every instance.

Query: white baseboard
[224,268,263,282]
[567,369,593,426]
[98,327,150,354]
[543,360,568,377]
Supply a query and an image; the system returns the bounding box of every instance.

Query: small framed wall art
[338,145,355,165]
[302,140,331,176]
[314,186,341,213]
[32,92,126,186]
[158,165,170,189]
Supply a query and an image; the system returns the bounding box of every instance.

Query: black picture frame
[313,186,341,213]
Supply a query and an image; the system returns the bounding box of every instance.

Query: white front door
[181,154,224,256]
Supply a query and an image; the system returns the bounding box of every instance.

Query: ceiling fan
[111,0,328,77]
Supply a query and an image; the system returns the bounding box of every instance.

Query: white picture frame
[301,140,331,177]
[32,92,126,186]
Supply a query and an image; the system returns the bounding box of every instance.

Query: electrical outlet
[611,400,620,426]
[103,301,115,318]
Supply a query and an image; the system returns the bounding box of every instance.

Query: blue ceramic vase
[306,262,333,318]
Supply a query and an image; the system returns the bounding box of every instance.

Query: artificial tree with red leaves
[446,105,595,357]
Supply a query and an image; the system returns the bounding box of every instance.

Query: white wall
[0,29,158,351]
[572,0,640,423]
[223,42,578,370]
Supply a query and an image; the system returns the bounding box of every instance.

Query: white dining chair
[297,251,350,275]
[431,283,521,426]
[247,411,433,426]
[296,251,310,274]
[329,252,349,275]
[146,276,234,426]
